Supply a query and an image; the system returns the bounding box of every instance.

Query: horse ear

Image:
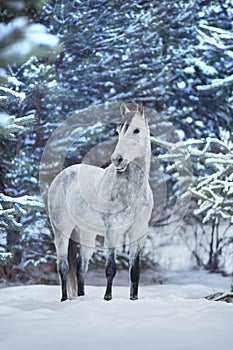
[137,104,144,118]
[120,103,130,117]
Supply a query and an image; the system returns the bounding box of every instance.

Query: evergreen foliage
[0,0,58,265]
[0,0,232,281]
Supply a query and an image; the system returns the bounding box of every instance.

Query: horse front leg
[104,248,116,301]
[129,244,141,300]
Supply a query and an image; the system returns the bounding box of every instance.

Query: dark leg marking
[104,248,116,301]
[76,252,85,296]
[130,252,140,300]
[59,259,69,302]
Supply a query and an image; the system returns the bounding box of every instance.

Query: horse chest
[99,182,150,230]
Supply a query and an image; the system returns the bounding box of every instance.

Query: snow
[197,73,233,92]
[195,60,217,76]
[0,252,12,261]
[0,272,232,350]
[200,24,233,40]
[0,194,44,209]
[0,86,26,101]
[177,81,186,89]
[183,66,195,74]
[0,114,13,128]
[0,17,59,64]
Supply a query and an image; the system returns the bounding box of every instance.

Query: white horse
[48,104,154,301]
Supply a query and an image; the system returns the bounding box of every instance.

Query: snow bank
[0,273,232,350]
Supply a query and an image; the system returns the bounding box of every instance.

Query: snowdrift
[0,272,232,350]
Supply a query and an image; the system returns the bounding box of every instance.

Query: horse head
[111,103,150,173]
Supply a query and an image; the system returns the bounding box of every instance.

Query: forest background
[0,0,232,286]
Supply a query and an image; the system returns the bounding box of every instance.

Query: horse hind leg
[54,229,70,302]
[59,258,69,302]
[77,245,94,297]
[76,245,84,296]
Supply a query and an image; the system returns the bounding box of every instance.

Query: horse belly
[65,165,107,235]
[67,192,106,234]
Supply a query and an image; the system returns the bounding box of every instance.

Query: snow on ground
[0,271,232,350]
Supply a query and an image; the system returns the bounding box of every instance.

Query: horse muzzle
[111,153,128,172]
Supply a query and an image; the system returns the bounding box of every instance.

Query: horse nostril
[117,155,123,164]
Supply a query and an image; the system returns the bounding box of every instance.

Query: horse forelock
[118,109,146,133]
[118,112,134,133]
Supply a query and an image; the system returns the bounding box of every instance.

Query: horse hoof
[104,294,112,301]
[61,293,68,301]
[61,296,68,302]
[130,295,138,301]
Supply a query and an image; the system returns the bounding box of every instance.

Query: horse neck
[101,139,151,189]
[122,137,151,185]
[133,153,150,186]
[124,140,151,188]
[136,138,151,182]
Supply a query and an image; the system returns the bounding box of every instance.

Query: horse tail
[67,238,78,299]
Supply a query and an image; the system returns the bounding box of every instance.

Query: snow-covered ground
[0,271,232,350]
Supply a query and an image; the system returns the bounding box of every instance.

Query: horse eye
[133,128,140,134]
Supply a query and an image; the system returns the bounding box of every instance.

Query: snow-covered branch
[0,194,44,210]
[152,134,233,225]
[196,74,233,92]
[0,86,26,101]
[0,17,59,67]
[0,114,35,136]
[199,24,233,40]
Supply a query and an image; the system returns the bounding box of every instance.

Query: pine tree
[1,0,232,278]
[0,112,44,262]
[189,138,233,271]
[0,0,58,270]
